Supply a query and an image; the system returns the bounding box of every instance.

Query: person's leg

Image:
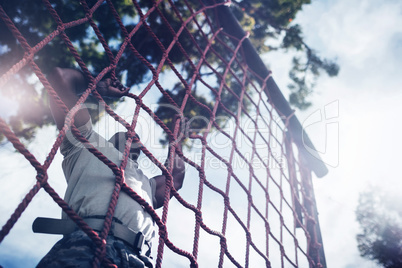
[106,235,153,268]
[37,230,153,268]
[36,231,95,268]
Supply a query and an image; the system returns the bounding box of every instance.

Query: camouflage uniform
[37,230,153,268]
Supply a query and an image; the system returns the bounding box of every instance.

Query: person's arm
[153,145,185,209]
[47,67,129,130]
[48,67,89,130]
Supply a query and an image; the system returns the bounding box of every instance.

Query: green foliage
[231,2,339,110]
[356,187,402,268]
[284,25,339,109]
[155,82,213,145]
[0,0,339,145]
[0,0,200,143]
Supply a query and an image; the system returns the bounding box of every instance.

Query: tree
[356,187,402,268]
[229,0,339,109]
[0,0,338,145]
[0,0,199,143]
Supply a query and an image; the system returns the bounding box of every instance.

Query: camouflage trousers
[36,230,153,268]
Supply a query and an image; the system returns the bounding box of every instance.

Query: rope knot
[56,24,65,33]
[116,169,125,184]
[134,96,143,106]
[24,51,34,61]
[85,12,93,20]
[36,171,48,185]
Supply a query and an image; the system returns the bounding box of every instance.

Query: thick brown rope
[0,1,323,267]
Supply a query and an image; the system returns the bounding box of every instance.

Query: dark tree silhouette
[0,0,338,144]
[230,0,339,109]
[356,187,402,268]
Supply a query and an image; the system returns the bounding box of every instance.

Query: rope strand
[0,1,324,267]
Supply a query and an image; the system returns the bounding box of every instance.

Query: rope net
[0,0,324,267]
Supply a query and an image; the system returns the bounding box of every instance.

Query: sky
[271,0,402,267]
[1,0,402,267]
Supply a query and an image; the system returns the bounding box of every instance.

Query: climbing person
[33,67,185,267]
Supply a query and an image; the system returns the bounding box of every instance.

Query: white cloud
[290,0,402,267]
[301,0,402,60]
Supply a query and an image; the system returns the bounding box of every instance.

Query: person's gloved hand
[96,78,129,97]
